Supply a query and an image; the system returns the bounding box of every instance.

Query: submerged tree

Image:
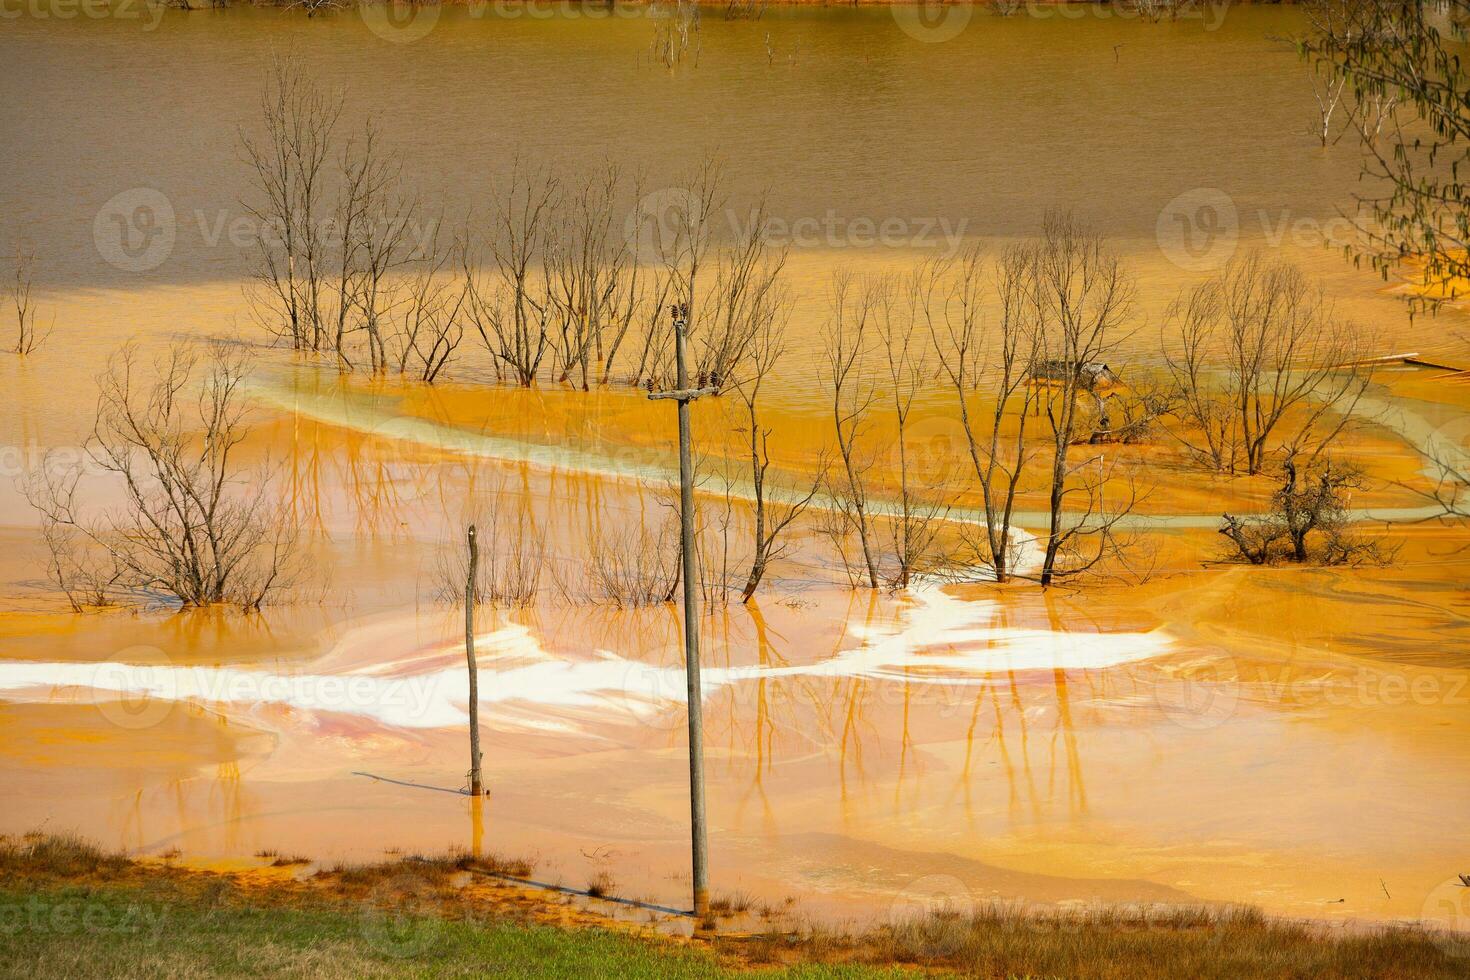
[1163,251,1369,476]
[821,269,882,589]
[735,314,821,602]
[546,165,645,389]
[5,245,50,355]
[26,343,298,610]
[926,243,1040,584]
[465,164,559,386]
[878,271,949,588]
[241,53,343,353]
[1030,213,1140,587]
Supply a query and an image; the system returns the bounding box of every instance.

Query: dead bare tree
[466,165,558,386]
[1030,213,1139,587]
[1307,62,1351,146]
[546,166,642,389]
[390,227,468,384]
[735,316,821,602]
[241,53,343,353]
[925,243,1040,583]
[335,121,419,373]
[823,269,882,590]
[629,269,677,390]
[633,164,785,396]
[1163,251,1369,476]
[282,0,347,16]
[651,0,701,69]
[25,343,298,610]
[879,271,948,588]
[657,158,724,387]
[694,199,788,393]
[5,245,50,354]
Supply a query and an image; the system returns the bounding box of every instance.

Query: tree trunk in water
[1041,455,1066,587]
[465,524,484,797]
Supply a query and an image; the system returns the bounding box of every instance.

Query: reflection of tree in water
[271,376,1108,831]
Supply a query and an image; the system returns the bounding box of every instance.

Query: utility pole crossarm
[647,386,718,402]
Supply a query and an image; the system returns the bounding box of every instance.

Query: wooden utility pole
[465,524,484,797]
[648,303,715,921]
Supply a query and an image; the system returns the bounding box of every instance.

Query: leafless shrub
[25,343,299,610]
[1221,454,1394,566]
[578,508,682,607]
[435,505,545,609]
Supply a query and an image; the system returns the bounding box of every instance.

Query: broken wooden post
[465,524,484,797]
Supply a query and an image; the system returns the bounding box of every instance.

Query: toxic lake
[1,1,1469,947]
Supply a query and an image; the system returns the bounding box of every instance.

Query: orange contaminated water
[1,6,1469,937]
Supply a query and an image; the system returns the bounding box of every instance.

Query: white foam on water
[0,585,1169,733]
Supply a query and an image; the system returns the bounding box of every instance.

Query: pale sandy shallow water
[1,5,1469,938]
